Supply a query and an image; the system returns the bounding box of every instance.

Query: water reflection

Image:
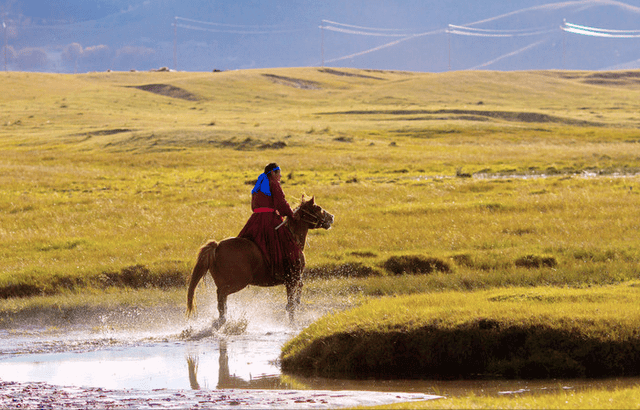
[0,330,291,390]
[187,339,287,390]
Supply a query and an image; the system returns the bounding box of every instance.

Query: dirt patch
[129,84,199,101]
[583,71,640,87]
[220,137,287,151]
[364,69,412,75]
[318,68,384,80]
[82,128,132,136]
[586,71,640,80]
[100,133,289,152]
[262,74,320,90]
[333,136,353,142]
[403,115,490,122]
[321,109,603,127]
[69,129,132,141]
[547,70,640,87]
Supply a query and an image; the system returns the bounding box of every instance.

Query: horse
[186,196,334,328]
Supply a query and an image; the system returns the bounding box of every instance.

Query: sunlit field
[2,68,639,296]
[2,68,640,404]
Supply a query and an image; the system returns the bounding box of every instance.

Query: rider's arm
[270,181,294,218]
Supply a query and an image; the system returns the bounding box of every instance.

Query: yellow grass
[2,68,640,295]
[3,68,640,407]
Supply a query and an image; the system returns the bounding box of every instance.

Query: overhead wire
[5,8,640,72]
[320,25,412,37]
[321,19,412,32]
[175,16,307,34]
[176,16,291,29]
[448,24,557,37]
[175,23,303,35]
[320,19,445,63]
[561,21,640,38]
[321,19,558,65]
[468,38,548,69]
[323,28,446,64]
[320,19,426,37]
[322,18,640,67]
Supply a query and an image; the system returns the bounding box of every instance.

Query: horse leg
[212,289,227,329]
[285,280,302,324]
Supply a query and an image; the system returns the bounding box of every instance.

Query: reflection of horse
[187,339,285,390]
[187,196,334,327]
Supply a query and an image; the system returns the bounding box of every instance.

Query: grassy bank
[282,283,640,380]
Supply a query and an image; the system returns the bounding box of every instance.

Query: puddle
[0,334,286,390]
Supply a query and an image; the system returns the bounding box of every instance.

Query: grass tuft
[383,255,451,275]
[514,255,558,269]
[304,262,381,279]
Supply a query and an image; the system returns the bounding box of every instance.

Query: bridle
[276,202,332,250]
[295,206,327,229]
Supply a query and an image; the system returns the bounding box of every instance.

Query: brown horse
[187,196,334,328]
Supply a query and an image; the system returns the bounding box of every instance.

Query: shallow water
[0,329,288,390]
[3,324,640,400]
[1,291,639,400]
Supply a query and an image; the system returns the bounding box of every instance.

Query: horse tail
[187,240,218,317]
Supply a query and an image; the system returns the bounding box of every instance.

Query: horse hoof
[212,318,226,330]
[181,326,214,340]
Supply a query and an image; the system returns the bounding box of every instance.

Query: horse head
[295,196,334,230]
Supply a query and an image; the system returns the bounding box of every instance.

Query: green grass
[283,283,640,380]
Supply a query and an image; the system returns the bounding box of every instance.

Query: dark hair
[264,163,279,174]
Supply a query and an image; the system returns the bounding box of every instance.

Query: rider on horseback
[238,163,302,283]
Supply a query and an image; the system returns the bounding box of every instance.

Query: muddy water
[1,289,639,403]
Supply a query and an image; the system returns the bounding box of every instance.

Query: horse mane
[292,194,312,215]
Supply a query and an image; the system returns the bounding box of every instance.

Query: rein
[275,205,325,250]
[276,206,324,231]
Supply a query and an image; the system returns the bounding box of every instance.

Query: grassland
[2,68,640,391]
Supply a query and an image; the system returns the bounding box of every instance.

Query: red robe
[238,179,302,279]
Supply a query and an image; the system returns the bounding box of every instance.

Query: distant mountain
[2,0,640,73]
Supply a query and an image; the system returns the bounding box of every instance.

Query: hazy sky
[3,0,640,72]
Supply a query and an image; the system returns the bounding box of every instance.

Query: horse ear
[310,196,315,204]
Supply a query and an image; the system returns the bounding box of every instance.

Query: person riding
[238,163,302,283]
